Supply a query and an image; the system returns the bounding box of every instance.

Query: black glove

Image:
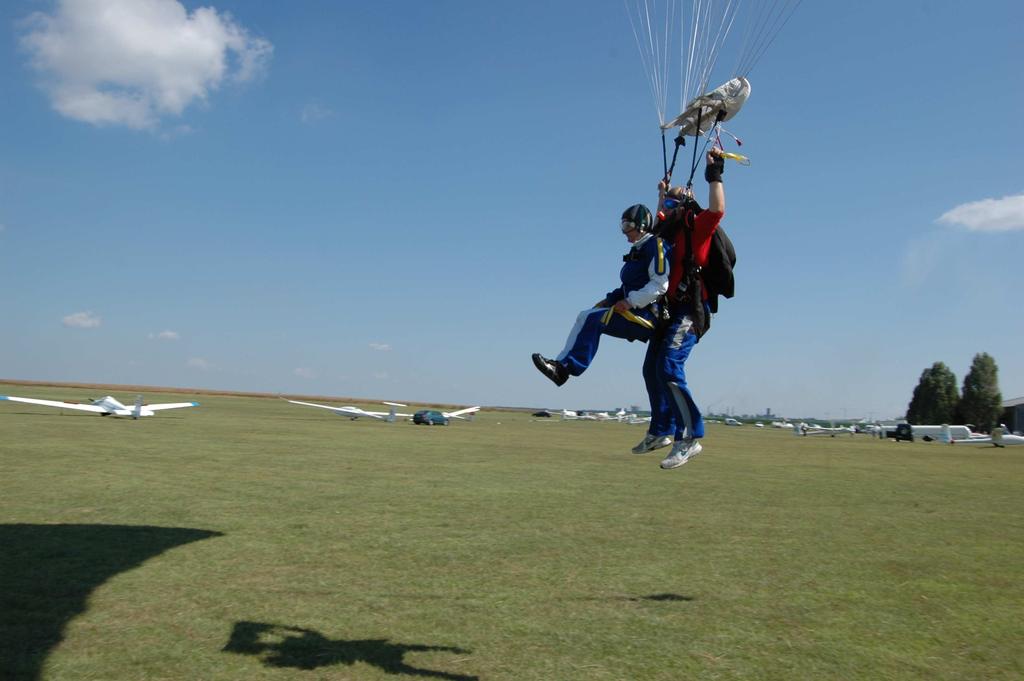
[705,155,724,184]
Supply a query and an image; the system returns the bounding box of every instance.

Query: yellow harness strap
[602,307,655,330]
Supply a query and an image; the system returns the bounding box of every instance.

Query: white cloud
[293,367,315,379]
[369,343,391,351]
[148,330,180,340]
[187,357,213,370]
[62,311,101,328]
[20,0,272,130]
[937,193,1024,232]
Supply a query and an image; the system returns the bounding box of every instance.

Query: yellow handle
[718,151,751,166]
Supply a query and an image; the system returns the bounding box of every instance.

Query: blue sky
[1,0,1021,419]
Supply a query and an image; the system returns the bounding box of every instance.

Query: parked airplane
[442,406,481,420]
[993,428,1024,447]
[892,423,990,443]
[0,394,198,419]
[580,408,631,422]
[285,399,410,422]
[796,422,854,437]
[285,399,479,423]
[556,409,602,421]
[949,426,1024,447]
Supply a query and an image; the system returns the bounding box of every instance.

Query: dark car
[413,409,449,426]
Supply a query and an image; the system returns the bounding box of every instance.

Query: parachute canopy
[627,0,801,132]
[660,76,750,135]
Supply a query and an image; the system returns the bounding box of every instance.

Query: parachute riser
[661,132,668,184]
[684,106,705,190]
[663,133,685,186]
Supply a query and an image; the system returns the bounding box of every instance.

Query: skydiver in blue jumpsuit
[532,204,669,399]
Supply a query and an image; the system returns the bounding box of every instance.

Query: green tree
[958,353,1003,432]
[906,362,959,424]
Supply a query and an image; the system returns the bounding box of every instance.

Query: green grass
[1,382,1022,680]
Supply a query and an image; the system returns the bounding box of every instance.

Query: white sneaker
[659,439,703,469]
[632,434,674,454]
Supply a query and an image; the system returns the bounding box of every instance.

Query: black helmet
[620,204,652,234]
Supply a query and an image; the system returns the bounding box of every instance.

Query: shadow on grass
[224,621,478,680]
[0,523,222,681]
[358,592,696,604]
[559,592,695,604]
[632,593,694,602]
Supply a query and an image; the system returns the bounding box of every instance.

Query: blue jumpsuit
[644,307,704,441]
[644,206,724,443]
[555,234,668,377]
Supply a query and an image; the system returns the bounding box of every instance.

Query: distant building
[1002,397,1024,433]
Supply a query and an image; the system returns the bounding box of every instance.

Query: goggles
[662,197,683,209]
[620,220,638,234]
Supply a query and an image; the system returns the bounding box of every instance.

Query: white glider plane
[441,406,480,420]
[0,394,198,419]
[992,428,1024,447]
[795,422,854,437]
[949,426,1024,447]
[285,399,411,422]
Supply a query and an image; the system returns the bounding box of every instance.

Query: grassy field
[1,382,1022,681]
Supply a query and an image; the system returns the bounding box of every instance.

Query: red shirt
[668,210,723,300]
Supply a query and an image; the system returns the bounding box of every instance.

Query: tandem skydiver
[645,150,727,470]
[531,203,668,388]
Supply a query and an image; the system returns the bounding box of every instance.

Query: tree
[958,353,1003,432]
[906,362,959,424]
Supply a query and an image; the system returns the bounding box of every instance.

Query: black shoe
[532,353,569,386]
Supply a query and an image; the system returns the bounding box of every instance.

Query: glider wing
[145,402,200,411]
[0,395,109,413]
[445,406,480,419]
[286,399,384,419]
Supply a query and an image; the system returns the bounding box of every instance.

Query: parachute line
[734,0,803,77]
[625,2,659,124]
[627,0,801,135]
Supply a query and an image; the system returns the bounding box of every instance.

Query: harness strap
[601,307,656,331]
